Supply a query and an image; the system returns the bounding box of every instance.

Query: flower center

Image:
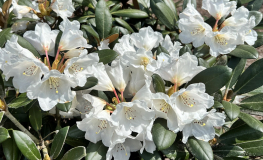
[124,107,136,120]
[116,143,128,155]
[159,101,171,113]
[191,26,205,35]
[180,92,196,107]
[140,57,150,70]
[23,65,38,76]
[69,64,84,73]
[215,34,228,46]
[96,120,108,134]
[193,120,206,126]
[48,77,59,94]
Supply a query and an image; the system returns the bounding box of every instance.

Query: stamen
[48,77,60,94]
[23,65,38,76]
[69,64,84,73]
[193,120,206,126]
[124,107,136,120]
[159,101,171,113]
[140,57,150,70]
[180,92,196,107]
[116,143,128,156]
[191,26,205,35]
[96,120,107,134]
[215,34,228,46]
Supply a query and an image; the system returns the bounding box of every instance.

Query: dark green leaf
[0,127,10,143]
[17,0,34,7]
[16,35,40,58]
[72,77,98,91]
[239,93,263,111]
[253,31,263,48]
[156,45,169,55]
[229,45,258,59]
[0,111,4,123]
[188,66,232,95]
[8,93,33,109]
[66,125,88,147]
[213,146,245,157]
[186,137,213,160]
[179,45,192,56]
[55,31,63,57]
[213,101,223,109]
[140,150,162,160]
[86,141,108,160]
[115,18,134,33]
[183,0,196,9]
[222,101,240,120]
[56,102,72,112]
[0,28,12,47]
[96,49,118,64]
[77,15,95,23]
[248,11,262,26]
[111,9,148,18]
[29,105,42,131]
[193,44,210,58]
[233,58,263,95]
[13,130,41,160]
[164,0,177,20]
[3,132,21,160]
[152,74,165,93]
[95,0,112,39]
[152,118,177,150]
[89,90,109,102]
[227,57,246,88]
[81,25,100,44]
[198,58,210,68]
[238,112,263,132]
[110,3,122,12]
[65,136,88,147]
[239,0,253,4]
[247,0,263,11]
[61,146,86,160]
[161,143,188,159]
[50,126,70,159]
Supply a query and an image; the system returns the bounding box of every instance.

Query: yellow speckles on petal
[56,90,58,94]
[203,123,206,126]
[190,104,194,107]
[5,61,7,63]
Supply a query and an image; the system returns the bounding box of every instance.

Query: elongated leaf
[66,125,88,147]
[247,0,263,11]
[229,45,258,59]
[152,74,165,93]
[253,31,263,48]
[29,105,42,131]
[17,0,35,7]
[161,143,188,159]
[140,150,162,160]
[222,101,240,120]
[227,57,246,88]
[72,77,98,91]
[86,141,108,160]
[3,132,21,160]
[81,25,100,44]
[238,112,263,132]
[179,45,192,56]
[183,0,196,9]
[13,130,41,160]
[8,93,33,109]
[164,0,177,19]
[0,127,10,143]
[0,72,5,98]
[188,66,232,95]
[152,118,177,150]
[233,58,263,95]
[17,35,40,58]
[111,9,148,18]
[198,58,210,68]
[186,137,213,160]
[56,102,72,112]
[96,49,119,64]
[193,44,210,58]
[50,126,70,159]
[239,93,263,111]
[213,146,245,157]
[95,0,112,39]
[115,18,134,32]
[61,146,86,160]
[77,15,95,23]
[0,28,12,47]
[249,11,263,26]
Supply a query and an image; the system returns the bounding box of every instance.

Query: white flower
[178,17,212,47]
[59,18,80,32]
[152,93,179,132]
[173,83,214,126]
[155,52,205,87]
[77,110,116,147]
[239,16,258,45]
[74,90,93,118]
[111,100,155,134]
[181,109,225,143]
[64,49,87,59]
[130,26,163,51]
[64,52,99,87]
[51,0,75,19]
[11,21,29,32]
[202,0,236,20]
[161,35,182,59]
[113,35,136,56]
[205,26,242,57]
[27,70,77,111]
[12,3,32,19]
[98,39,110,50]
[81,93,107,114]
[24,23,59,56]
[180,0,203,20]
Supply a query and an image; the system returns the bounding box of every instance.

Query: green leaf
[29,105,42,131]
[13,130,41,160]
[247,0,263,11]
[249,11,262,26]
[179,45,192,56]
[213,101,223,109]
[86,141,108,160]
[238,112,263,132]
[72,77,98,91]
[95,0,112,39]
[61,146,86,160]
[0,28,12,47]
[198,58,210,68]
[3,132,21,160]
[0,127,10,143]
[222,101,240,121]
[115,18,134,33]
[66,125,88,147]
[50,126,70,159]
[193,44,210,58]
[77,15,95,23]
[17,0,35,7]
[96,49,119,64]
[8,93,33,109]
[16,35,40,58]
[229,45,258,59]
[164,0,177,20]
[0,74,5,99]
[239,93,263,111]
[161,143,188,159]
[188,66,232,95]
[233,58,263,95]
[213,146,245,157]
[227,57,246,88]
[56,102,72,112]
[89,90,109,102]
[152,74,165,93]
[81,25,100,44]
[55,31,63,57]
[253,31,263,48]
[140,150,162,160]
[152,118,177,150]
[186,137,213,160]
[0,111,4,123]
[183,0,196,9]
[111,9,148,18]
[150,0,176,30]
[156,45,169,55]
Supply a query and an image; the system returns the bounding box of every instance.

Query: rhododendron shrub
[0,0,263,159]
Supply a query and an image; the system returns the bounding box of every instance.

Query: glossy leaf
[86,141,108,160]
[2,132,21,160]
[0,127,10,143]
[222,101,240,120]
[8,93,33,109]
[56,102,72,112]
[0,28,12,47]
[111,9,148,18]
[229,45,258,59]
[95,0,112,39]
[152,74,165,93]
[213,146,245,157]
[253,31,263,48]
[81,25,100,44]
[239,93,263,111]
[152,118,177,150]
[186,137,213,160]
[50,126,70,159]
[188,66,232,95]
[227,57,246,88]
[179,45,192,56]
[61,146,86,160]
[29,105,42,131]
[164,0,177,20]
[249,11,263,26]
[140,150,162,160]
[198,58,210,68]
[233,58,263,95]
[238,112,263,132]
[247,0,263,11]
[72,77,98,91]
[13,130,41,160]
[115,18,134,32]
[96,49,119,64]
[161,143,188,159]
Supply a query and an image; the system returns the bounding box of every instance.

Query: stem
[38,132,50,160]
[43,130,58,140]
[121,91,124,102]
[4,108,39,143]
[113,89,120,103]
[213,19,219,32]
[45,49,51,69]
[173,83,177,93]
[106,102,116,109]
[55,48,60,61]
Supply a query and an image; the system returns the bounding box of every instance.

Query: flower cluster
[179,0,257,57]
